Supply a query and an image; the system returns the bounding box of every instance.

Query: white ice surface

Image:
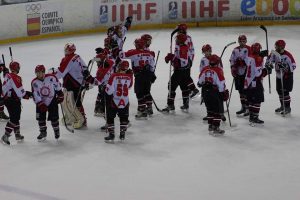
[1,25,300,200]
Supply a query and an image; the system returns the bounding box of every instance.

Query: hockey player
[1,61,32,145]
[176,23,199,98]
[200,44,226,122]
[119,38,155,119]
[55,43,88,129]
[162,33,190,112]
[141,34,157,115]
[198,55,229,135]
[31,65,64,141]
[244,43,271,125]
[104,60,133,141]
[0,60,9,120]
[230,35,251,116]
[266,40,296,115]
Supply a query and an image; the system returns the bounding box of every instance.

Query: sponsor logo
[100,5,108,23]
[168,1,178,19]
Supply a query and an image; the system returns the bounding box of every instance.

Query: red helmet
[238,35,247,43]
[251,43,262,54]
[176,33,187,44]
[119,60,129,71]
[275,40,286,48]
[35,65,46,73]
[96,50,108,61]
[141,34,152,42]
[202,44,212,53]
[64,43,76,55]
[134,38,145,49]
[209,54,220,66]
[177,23,187,32]
[9,61,20,72]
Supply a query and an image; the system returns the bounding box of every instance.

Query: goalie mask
[9,61,20,73]
[64,43,76,55]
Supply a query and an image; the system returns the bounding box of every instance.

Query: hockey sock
[5,121,15,135]
[38,120,47,133]
[167,91,176,106]
[51,120,59,133]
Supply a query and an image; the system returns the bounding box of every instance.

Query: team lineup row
[0,17,296,144]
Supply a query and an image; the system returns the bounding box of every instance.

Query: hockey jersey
[198,66,226,92]
[173,44,189,69]
[31,74,62,106]
[56,53,87,89]
[266,50,296,79]
[244,55,264,89]
[93,59,115,86]
[120,49,155,74]
[106,72,133,109]
[230,45,251,75]
[112,25,127,51]
[186,34,195,62]
[2,73,27,100]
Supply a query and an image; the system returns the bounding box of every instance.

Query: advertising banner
[25,1,64,36]
[93,0,163,27]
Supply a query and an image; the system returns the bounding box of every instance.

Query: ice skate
[135,111,147,120]
[105,133,115,142]
[37,132,47,141]
[275,106,283,113]
[249,115,264,127]
[281,107,291,116]
[189,88,200,99]
[209,126,225,136]
[119,131,125,140]
[1,134,10,145]
[0,111,9,121]
[54,131,60,139]
[15,133,24,142]
[161,105,175,114]
[236,106,246,115]
[146,106,153,116]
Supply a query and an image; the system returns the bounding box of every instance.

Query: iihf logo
[168,2,178,19]
[100,5,108,23]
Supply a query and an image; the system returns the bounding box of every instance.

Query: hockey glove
[23,91,33,99]
[197,82,202,88]
[56,90,64,104]
[259,50,268,57]
[125,16,133,29]
[0,63,4,73]
[222,89,229,101]
[37,102,48,112]
[165,53,175,64]
[278,62,289,72]
[83,70,90,78]
[231,66,237,77]
[150,72,157,83]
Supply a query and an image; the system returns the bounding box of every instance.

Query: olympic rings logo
[26,3,42,13]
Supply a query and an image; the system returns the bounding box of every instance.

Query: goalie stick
[60,103,74,133]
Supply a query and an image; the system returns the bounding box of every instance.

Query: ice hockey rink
[1,25,300,200]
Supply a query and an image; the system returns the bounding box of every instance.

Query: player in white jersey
[104,60,133,141]
[266,40,296,115]
[0,60,9,120]
[31,65,64,141]
[176,23,200,98]
[55,43,88,129]
[230,35,251,116]
[198,55,229,135]
[1,61,32,145]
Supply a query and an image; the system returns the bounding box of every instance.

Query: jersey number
[116,84,128,97]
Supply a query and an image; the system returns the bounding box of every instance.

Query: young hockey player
[230,35,251,116]
[1,61,32,145]
[162,33,190,112]
[119,38,155,119]
[266,40,296,115]
[198,55,229,135]
[141,34,157,115]
[0,60,9,120]
[244,43,271,125]
[55,43,88,129]
[199,44,226,122]
[31,65,64,141]
[104,60,133,141]
[176,23,199,98]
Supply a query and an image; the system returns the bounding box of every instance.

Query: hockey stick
[150,50,163,112]
[220,41,236,58]
[168,28,179,98]
[225,100,232,127]
[260,25,271,94]
[9,47,13,62]
[60,103,74,133]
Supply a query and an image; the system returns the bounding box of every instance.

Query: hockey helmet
[35,65,46,73]
[104,37,112,49]
[177,23,187,33]
[134,38,146,49]
[141,34,152,46]
[275,40,286,49]
[209,54,220,66]
[119,60,130,71]
[238,35,247,43]
[96,50,108,61]
[64,43,76,55]
[9,61,20,72]
[114,24,123,37]
[202,44,212,53]
[251,43,262,54]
